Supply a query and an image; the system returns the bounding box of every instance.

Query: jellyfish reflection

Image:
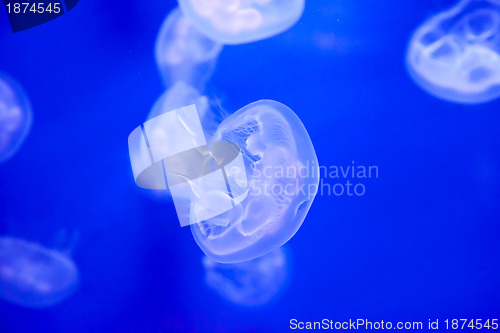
[191,100,319,263]
[203,247,287,306]
[0,72,32,163]
[406,0,500,104]
[178,0,305,44]
[0,237,79,308]
[155,7,223,90]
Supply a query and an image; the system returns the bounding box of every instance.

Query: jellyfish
[191,99,319,263]
[0,72,32,163]
[177,0,305,44]
[202,247,287,306]
[0,236,79,308]
[406,0,500,104]
[155,7,223,90]
[128,99,318,261]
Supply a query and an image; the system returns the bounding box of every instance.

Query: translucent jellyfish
[155,7,223,89]
[178,0,305,44]
[202,247,287,306]
[191,100,319,263]
[406,0,500,103]
[0,237,79,308]
[0,72,32,163]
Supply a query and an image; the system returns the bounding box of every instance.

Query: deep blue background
[0,0,499,332]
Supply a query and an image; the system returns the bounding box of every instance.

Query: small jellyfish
[202,247,287,306]
[155,7,223,90]
[0,72,32,163]
[406,0,500,103]
[0,237,79,308]
[191,100,319,263]
[178,0,305,44]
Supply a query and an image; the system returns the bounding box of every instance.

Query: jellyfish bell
[178,0,305,44]
[406,0,500,104]
[0,236,79,308]
[191,99,319,263]
[155,7,223,90]
[202,247,288,306]
[128,99,317,252]
[0,72,32,163]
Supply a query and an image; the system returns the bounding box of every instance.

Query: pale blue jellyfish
[155,7,223,89]
[0,237,79,308]
[191,100,319,263]
[202,247,287,306]
[0,72,32,163]
[406,0,500,104]
[178,0,305,44]
[129,99,318,262]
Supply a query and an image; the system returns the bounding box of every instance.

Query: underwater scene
[0,0,499,332]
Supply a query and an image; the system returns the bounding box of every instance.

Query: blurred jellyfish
[203,247,287,306]
[0,72,32,163]
[191,99,319,263]
[406,0,500,104]
[178,0,305,44]
[155,7,223,90]
[0,236,79,308]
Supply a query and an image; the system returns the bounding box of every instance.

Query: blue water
[0,0,499,332]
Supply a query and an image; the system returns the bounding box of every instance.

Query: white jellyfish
[128,99,318,262]
[178,0,305,44]
[155,7,223,90]
[191,100,319,263]
[202,247,287,306]
[406,0,500,103]
[0,72,32,163]
[0,236,79,308]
